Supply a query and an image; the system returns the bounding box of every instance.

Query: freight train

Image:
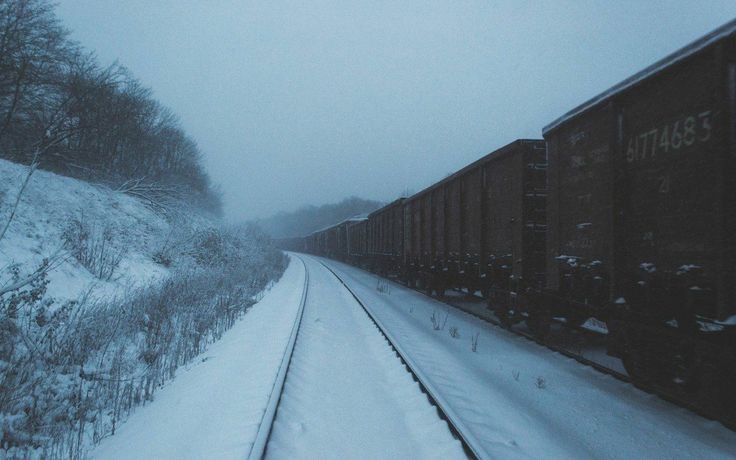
[282,20,736,423]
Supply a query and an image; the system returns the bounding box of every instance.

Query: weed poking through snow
[536,377,547,389]
[512,370,520,382]
[431,310,449,331]
[449,326,460,338]
[471,332,479,352]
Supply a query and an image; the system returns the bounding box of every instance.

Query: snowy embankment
[91,255,464,460]
[90,256,305,459]
[1,159,287,458]
[266,255,463,459]
[0,158,173,301]
[321,257,736,460]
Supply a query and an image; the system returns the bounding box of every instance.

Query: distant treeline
[0,0,221,213]
[257,196,382,238]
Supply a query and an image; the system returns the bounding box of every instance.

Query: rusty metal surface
[545,35,735,319]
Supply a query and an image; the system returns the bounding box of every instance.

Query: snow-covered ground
[0,158,172,301]
[89,255,464,459]
[320,257,736,460]
[266,255,463,459]
[90,255,306,459]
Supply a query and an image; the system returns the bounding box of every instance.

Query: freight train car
[343,215,368,265]
[543,20,736,416]
[292,19,736,424]
[402,140,547,303]
[366,198,405,276]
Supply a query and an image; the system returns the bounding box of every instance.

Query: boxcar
[402,139,547,300]
[345,216,368,265]
[543,20,736,416]
[366,198,405,276]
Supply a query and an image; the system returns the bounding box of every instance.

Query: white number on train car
[625,110,712,163]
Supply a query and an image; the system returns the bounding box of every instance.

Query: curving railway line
[249,255,470,459]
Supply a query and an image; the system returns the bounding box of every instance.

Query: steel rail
[247,255,310,460]
[314,256,489,460]
[319,257,734,431]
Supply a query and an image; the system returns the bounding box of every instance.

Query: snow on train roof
[543,18,736,135]
[309,214,368,235]
[404,139,543,203]
[367,198,405,218]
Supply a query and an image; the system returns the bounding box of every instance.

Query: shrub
[62,217,125,281]
[0,225,287,458]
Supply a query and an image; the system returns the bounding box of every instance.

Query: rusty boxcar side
[543,19,736,322]
[366,198,405,275]
[402,139,546,294]
[543,19,736,419]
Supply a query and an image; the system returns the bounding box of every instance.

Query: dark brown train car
[484,142,547,285]
[431,185,446,259]
[306,230,323,256]
[310,223,339,259]
[345,216,368,264]
[402,139,546,294]
[326,216,366,261]
[545,20,735,320]
[543,20,736,418]
[366,198,405,275]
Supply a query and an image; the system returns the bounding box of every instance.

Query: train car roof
[367,198,405,218]
[309,214,368,235]
[404,139,544,204]
[543,18,736,135]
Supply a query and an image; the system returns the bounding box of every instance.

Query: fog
[56,1,736,220]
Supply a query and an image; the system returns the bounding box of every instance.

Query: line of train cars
[281,20,736,422]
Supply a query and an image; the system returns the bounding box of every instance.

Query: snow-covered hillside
[0,158,178,301]
[1,159,288,458]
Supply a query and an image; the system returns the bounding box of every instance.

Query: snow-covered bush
[0,225,287,458]
[62,217,126,281]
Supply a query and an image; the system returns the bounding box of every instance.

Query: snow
[89,255,306,459]
[717,315,736,326]
[89,255,464,460]
[320,257,736,460]
[0,158,172,302]
[266,255,463,459]
[677,264,701,275]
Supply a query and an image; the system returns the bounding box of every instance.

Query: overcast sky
[56,1,736,220]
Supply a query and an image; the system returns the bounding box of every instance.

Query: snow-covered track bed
[264,255,465,459]
[89,257,309,459]
[316,259,487,459]
[426,292,725,425]
[383,277,733,429]
[247,256,310,459]
[319,257,736,459]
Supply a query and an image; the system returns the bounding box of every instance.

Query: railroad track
[330,261,734,431]
[247,256,309,460]
[249,255,482,459]
[425,290,736,429]
[316,258,487,460]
